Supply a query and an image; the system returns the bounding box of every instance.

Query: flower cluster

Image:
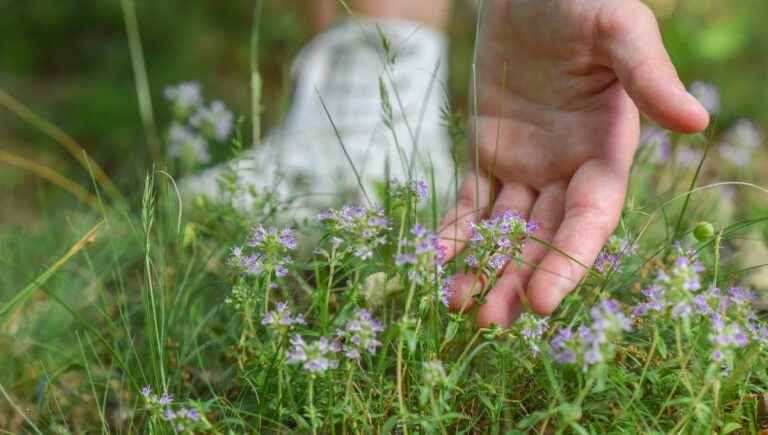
[512,312,550,356]
[168,123,211,164]
[163,81,234,166]
[262,302,306,332]
[719,119,762,167]
[163,407,203,433]
[594,235,635,274]
[287,335,340,374]
[229,225,297,278]
[395,224,451,305]
[689,286,765,364]
[140,386,204,433]
[390,178,429,203]
[317,205,390,260]
[464,209,537,275]
[190,100,234,142]
[710,315,749,362]
[550,299,632,370]
[335,309,384,360]
[164,82,203,118]
[632,242,767,365]
[633,244,704,318]
[140,386,173,409]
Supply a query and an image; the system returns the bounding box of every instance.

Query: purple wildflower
[190,100,234,142]
[318,205,389,259]
[287,335,340,374]
[464,209,535,277]
[657,244,704,292]
[439,276,454,307]
[164,81,203,118]
[550,299,630,370]
[230,224,296,278]
[262,302,306,330]
[395,253,418,266]
[488,254,510,271]
[515,313,549,356]
[390,178,430,203]
[167,122,210,164]
[590,299,633,335]
[710,315,750,363]
[595,235,635,274]
[158,393,173,406]
[465,255,479,267]
[550,327,578,364]
[394,224,451,305]
[336,309,385,361]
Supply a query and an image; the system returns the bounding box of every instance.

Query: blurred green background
[1,0,766,226]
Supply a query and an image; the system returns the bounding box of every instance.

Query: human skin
[438,0,710,327]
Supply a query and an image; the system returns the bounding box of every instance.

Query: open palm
[439,0,709,326]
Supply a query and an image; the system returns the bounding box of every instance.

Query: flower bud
[693,221,715,241]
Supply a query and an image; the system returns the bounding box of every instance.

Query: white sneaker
[184,18,454,215]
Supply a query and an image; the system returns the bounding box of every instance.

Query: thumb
[596,1,709,134]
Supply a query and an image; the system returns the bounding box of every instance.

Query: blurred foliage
[0,0,766,220]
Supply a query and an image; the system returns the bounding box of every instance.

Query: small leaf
[722,422,741,434]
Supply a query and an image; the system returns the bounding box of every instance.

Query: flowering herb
[229,224,297,278]
[550,299,631,370]
[167,122,211,164]
[140,386,206,433]
[163,407,203,433]
[463,209,537,302]
[190,100,234,142]
[335,309,385,361]
[513,313,550,356]
[395,224,452,306]
[287,335,341,374]
[390,178,429,204]
[594,234,635,274]
[317,205,390,260]
[164,81,203,118]
[262,302,306,332]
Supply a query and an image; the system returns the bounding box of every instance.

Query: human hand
[439,0,709,326]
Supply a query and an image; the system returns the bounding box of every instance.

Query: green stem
[308,376,318,435]
[396,280,418,435]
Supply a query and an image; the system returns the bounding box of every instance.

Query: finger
[447,273,484,314]
[597,1,709,133]
[489,182,537,219]
[438,172,495,262]
[527,160,627,315]
[476,182,566,327]
[474,273,524,327]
